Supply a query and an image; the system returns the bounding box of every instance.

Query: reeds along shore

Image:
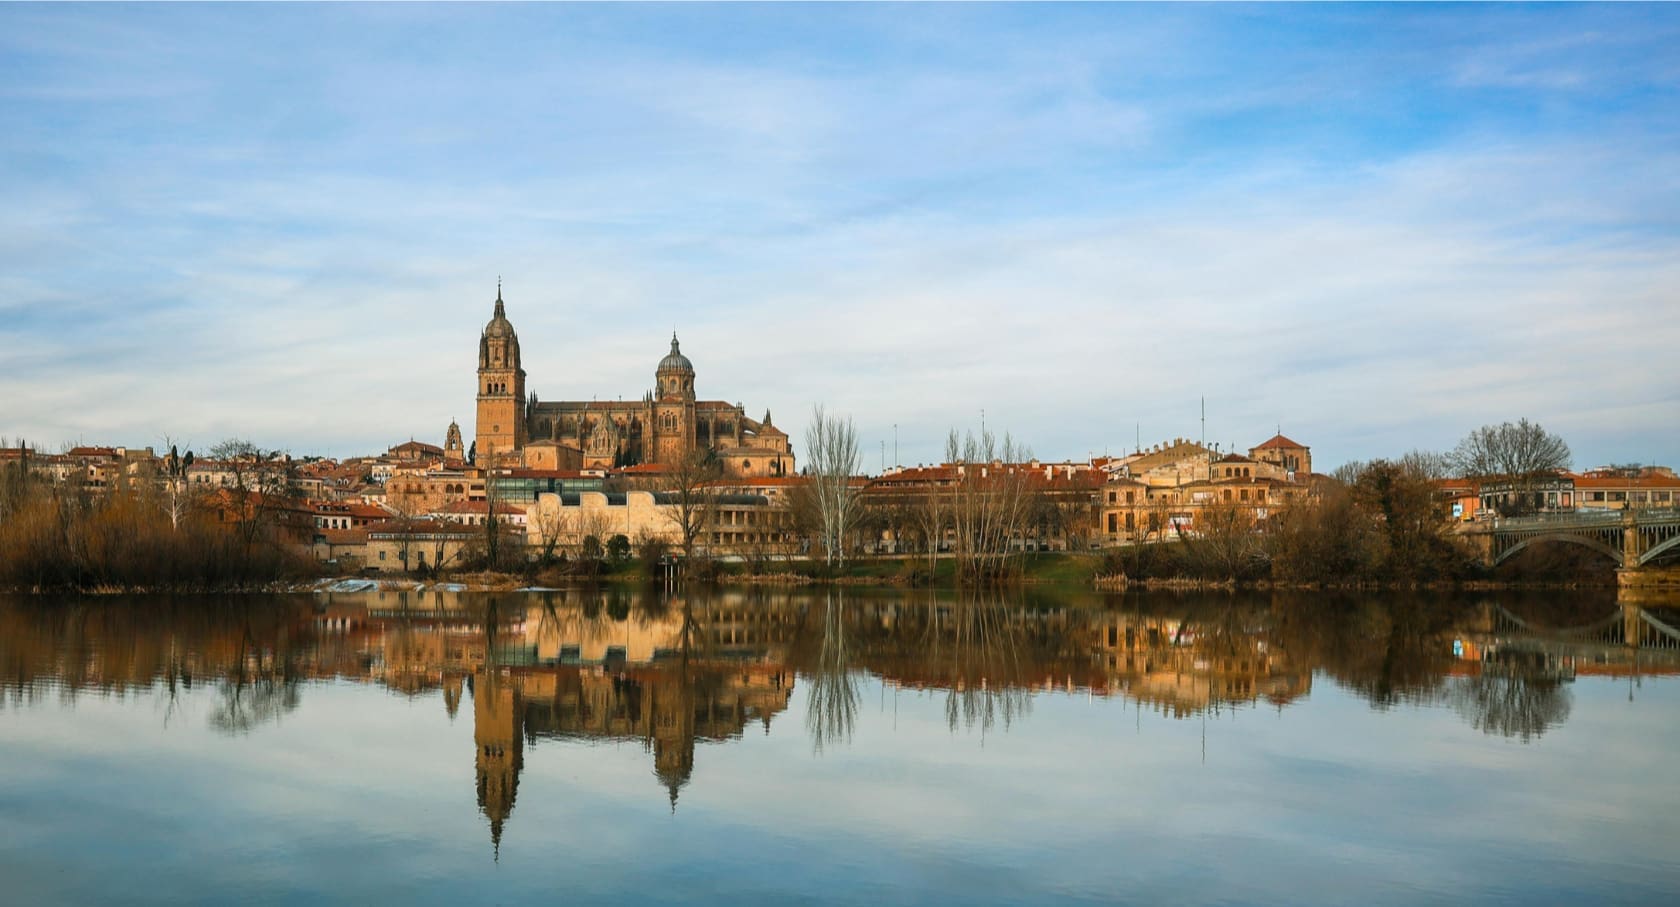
[0,481,308,593]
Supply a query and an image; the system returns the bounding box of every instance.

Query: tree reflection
[925,595,1031,736]
[806,590,859,754]
[209,624,301,734]
[209,673,300,733]
[1447,649,1573,742]
[1270,593,1461,708]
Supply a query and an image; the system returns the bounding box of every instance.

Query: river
[2,586,1677,905]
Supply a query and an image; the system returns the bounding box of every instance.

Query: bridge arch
[1640,533,1680,566]
[1494,533,1624,567]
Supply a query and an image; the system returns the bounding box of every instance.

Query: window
[378,550,386,561]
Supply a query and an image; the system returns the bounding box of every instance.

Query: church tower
[444,419,464,463]
[652,333,697,465]
[476,282,527,465]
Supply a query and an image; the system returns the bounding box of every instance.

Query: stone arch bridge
[1462,509,1680,569]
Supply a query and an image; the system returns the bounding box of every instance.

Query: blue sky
[2,4,1677,469]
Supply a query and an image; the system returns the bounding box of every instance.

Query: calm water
[3,586,1679,905]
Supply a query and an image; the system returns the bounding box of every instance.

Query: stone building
[525,488,798,558]
[473,285,794,477]
[1096,434,1319,543]
[1249,433,1312,477]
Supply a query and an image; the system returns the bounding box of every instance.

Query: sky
[1,3,1677,471]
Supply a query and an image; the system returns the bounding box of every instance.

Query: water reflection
[1446,650,1573,743]
[3,587,1678,857]
[806,591,858,753]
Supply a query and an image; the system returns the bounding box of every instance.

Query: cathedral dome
[657,333,693,373]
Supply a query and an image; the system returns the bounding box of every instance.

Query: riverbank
[9,552,1662,596]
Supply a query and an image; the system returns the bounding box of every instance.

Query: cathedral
[474,285,794,476]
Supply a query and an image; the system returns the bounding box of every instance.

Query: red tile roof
[1570,473,1680,489]
[311,501,394,520]
[1252,434,1307,451]
[715,476,807,487]
[434,500,527,515]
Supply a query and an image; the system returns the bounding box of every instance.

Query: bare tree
[804,405,862,568]
[157,435,197,531]
[386,495,425,574]
[577,508,614,560]
[1450,419,1571,515]
[1181,498,1263,579]
[533,503,572,564]
[481,447,504,570]
[911,477,951,571]
[209,438,299,551]
[944,427,1041,583]
[1396,448,1452,482]
[664,448,723,560]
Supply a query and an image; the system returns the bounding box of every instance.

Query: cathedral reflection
[429,593,798,848]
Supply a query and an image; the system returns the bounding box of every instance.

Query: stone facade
[1096,434,1319,543]
[525,489,798,558]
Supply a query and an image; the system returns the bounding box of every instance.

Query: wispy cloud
[0,5,1676,468]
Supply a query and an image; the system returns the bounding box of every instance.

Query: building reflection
[3,587,1678,852]
[1087,609,1312,717]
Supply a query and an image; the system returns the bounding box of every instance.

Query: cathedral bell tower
[476,282,527,465]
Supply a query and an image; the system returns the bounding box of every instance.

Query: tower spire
[494,277,505,318]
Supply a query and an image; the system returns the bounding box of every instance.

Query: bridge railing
[1487,511,1623,529]
[1470,507,1680,532]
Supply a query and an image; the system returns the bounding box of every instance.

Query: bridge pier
[1465,531,1495,569]
[1623,602,1643,648]
[1620,565,1680,592]
[1623,510,1643,570]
